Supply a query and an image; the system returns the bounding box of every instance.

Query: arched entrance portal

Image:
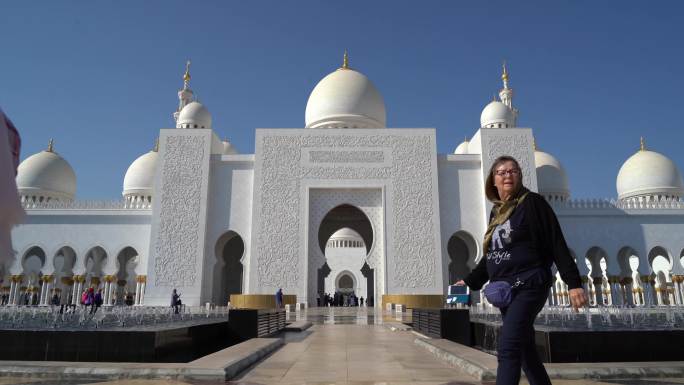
[446,231,478,284]
[336,272,356,293]
[214,231,245,306]
[317,204,374,306]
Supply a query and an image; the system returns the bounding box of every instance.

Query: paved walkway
[0,307,682,384]
[231,323,469,384]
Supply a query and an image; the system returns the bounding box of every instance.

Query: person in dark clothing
[456,155,587,385]
[171,289,181,314]
[91,289,103,313]
[275,288,283,309]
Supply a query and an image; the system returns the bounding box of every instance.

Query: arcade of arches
[4,245,141,307]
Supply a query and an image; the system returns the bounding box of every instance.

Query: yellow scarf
[483,187,530,253]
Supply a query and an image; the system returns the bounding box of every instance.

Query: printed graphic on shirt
[491,220,513,250]
[488,220,512,265]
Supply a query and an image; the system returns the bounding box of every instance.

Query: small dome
[480,101,515,128]
[327,228,365,248]
[123,150,158,198]
[222,140,239,155]
[535,149,570,201]
[454,139,469,154]
[329,227,363,241]
[177,101,212,129]
[617,148,684,201]
[305,67,386,128]
[16,145,76,201]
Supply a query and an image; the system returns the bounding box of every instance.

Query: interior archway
[318,204,373,255]
[317,204,374,305]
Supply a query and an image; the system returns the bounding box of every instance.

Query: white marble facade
[8,59,684,307]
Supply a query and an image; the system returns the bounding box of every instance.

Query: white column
[107,282,115,305]
[73,281,83,305]
[44,283,52,305]
[8,281,15,305]
[71,282,78,305]
[134,282,141,305]
[38,284,44,305]
[103,282,110,305]
[139,282,146,305]
[11,284,19,305]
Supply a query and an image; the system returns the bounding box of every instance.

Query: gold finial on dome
[501,60,510,88]
[640,136,646,152]
[47,139,54,152]
[183,60,191,87]
[342,49,349,69]
[153,138,159,152]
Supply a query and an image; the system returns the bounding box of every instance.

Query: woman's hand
[569,288,587,312]
[453,280,465,286]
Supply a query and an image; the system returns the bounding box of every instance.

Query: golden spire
[183,60,191,87]
[153,138,159,152]
[640,136,645,152]
[47,139,54,152]
[342,49,349,69]
[501,60,510,89]
[464,136,469,142]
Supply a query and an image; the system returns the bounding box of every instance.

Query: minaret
[173,60,194,123]
[498,61,519,125]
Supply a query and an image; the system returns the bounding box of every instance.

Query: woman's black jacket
[463,192,582,291]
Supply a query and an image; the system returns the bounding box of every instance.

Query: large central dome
[305,56,386,129]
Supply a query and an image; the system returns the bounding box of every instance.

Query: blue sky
[2,1,682,199]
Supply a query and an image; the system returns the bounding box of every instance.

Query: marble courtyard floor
[0,307,682,385]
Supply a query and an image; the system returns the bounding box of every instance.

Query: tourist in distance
[275,288,283,309]
[454,155,587,385]
[84,287,94,310]
[91,288,103,313]
[171,289,181,314]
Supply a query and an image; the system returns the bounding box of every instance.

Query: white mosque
[8,55,684,309]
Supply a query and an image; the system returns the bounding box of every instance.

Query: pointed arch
[213,230,245,305]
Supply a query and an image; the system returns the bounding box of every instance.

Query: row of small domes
[15,138,238,202]
[18,136,683,204]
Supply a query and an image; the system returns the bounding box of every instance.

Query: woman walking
[456,155,587,385]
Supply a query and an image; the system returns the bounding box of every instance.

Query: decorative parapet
[21,199,151,210]
[550,197,684,211]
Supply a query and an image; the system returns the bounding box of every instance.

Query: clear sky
[2,1,683,200]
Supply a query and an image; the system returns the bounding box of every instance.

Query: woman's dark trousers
[496,281,551,385]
